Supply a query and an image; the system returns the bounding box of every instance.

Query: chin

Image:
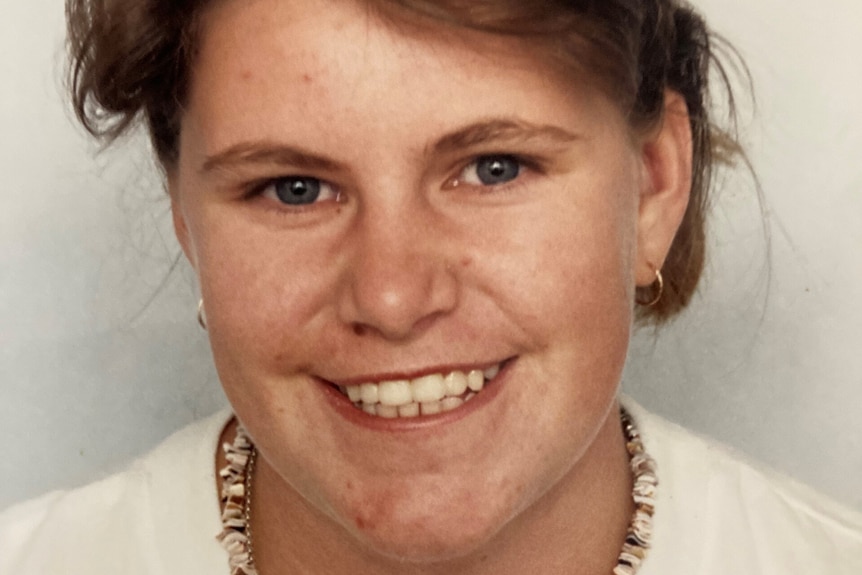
[330,479,519,565]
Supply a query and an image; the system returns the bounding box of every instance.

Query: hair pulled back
[66,0,746,323]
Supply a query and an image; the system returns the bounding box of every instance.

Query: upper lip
[323,358,512,387]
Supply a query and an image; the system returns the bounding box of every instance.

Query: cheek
[190,210,341,380]
[472,176,639,339]
[464,166,640,421]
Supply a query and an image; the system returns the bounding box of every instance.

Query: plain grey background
[2,0,861,511]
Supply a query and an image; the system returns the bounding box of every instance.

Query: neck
[218,401,635,575]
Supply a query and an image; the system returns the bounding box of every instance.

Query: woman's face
[171,0,688,562]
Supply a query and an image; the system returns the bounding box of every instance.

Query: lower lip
[320,360,514,432]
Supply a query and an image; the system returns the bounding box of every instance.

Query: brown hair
[66,0,747,323]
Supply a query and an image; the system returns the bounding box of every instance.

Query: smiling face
[170,0,690,567]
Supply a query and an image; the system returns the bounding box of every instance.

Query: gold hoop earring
[636,269,664,307]
[197,299,208,330]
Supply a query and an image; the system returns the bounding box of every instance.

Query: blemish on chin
[240,69,253,80]
[302,73,313,83]
[460,256,473,268]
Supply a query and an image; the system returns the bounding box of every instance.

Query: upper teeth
[340,364,502,418]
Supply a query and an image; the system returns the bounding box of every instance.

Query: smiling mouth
[335,361,507,419]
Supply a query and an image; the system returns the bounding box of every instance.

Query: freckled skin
[180,0,692,572]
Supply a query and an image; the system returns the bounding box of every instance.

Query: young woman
[2,0,860,573]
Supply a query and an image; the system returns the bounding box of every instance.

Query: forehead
[183,0,622,161]
[192,0,569,95]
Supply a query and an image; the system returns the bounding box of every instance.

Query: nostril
[353,324,367,337]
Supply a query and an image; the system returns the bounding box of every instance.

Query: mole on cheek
[461,256,473,268]
[240,69,253,81]
[302,73,313,83]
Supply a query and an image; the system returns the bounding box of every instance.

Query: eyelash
[448,154,537,193]
[244,153,541,213]
[247,176,341,213]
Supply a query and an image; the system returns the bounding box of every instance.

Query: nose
[337,201,459,340]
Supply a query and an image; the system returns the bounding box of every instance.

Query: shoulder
[0,410,233,575]
[623,398,862,575]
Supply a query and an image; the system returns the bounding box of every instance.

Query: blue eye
[274,177,322,205]
[462,155,521,187]
[261,176,339,207]
[477,156,520,184]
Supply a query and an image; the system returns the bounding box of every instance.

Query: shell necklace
[217,407,657,575]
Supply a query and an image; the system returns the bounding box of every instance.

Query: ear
[168,176,198,271]
[635,90,693,286]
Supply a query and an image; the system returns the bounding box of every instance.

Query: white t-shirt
[2,400,861,574]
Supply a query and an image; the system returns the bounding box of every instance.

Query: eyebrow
[431,119,581,155]
[200,142,342,175]
[200,118,580,175]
